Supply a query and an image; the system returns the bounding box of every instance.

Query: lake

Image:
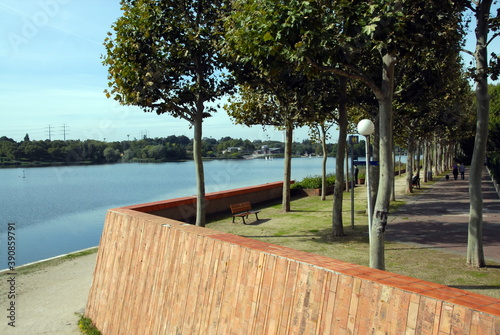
[0,157,343,269]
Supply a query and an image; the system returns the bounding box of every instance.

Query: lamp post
[357,119,375,242]
[348,135,358,229]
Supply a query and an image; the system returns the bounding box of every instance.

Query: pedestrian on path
[452,163,459,180]
[459,163,465,180]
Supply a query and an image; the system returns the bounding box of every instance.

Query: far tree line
[0,134,368,166]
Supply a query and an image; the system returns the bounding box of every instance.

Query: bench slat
[230,202,260,224]
[230,202,252,213]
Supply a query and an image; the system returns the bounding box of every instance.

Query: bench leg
[242,216,246,224]
[255,213,259,221]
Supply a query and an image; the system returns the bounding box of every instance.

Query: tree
[223,83,306,212]
[223,0,466,270]
[305,75,348,236]
[103,0,232,226]
[104,147,121,163]
[308,1,466,269]
[223,5,347,214]
[393,49,474,193]
[463,0,500,267]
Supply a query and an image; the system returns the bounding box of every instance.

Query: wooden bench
[230,201,260,224]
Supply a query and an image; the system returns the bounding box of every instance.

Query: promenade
[388,167,500,263]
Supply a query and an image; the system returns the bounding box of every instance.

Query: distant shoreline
[0,155,302,169]
[0,159,190,169]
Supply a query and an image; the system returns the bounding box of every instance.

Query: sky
[0,0,305,143]
[0,1,497,143]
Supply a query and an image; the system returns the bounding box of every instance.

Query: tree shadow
[241,218,271,226]
[449,285,500,291]
[242,226,370,245]
[288,210,331,213]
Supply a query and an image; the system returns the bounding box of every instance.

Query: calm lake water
[0,157,342,269]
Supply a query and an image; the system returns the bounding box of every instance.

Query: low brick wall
[122,181,285,222]
[86,185,500,334]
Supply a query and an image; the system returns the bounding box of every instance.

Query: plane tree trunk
[332,77,348,237]
[467,0,492,268]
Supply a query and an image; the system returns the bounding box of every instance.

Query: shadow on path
[387,167,500,262]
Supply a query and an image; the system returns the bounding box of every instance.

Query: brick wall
[86,186,500,334]
[121,181,285,222]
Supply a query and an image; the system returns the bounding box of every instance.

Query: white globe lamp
[357,119,375,136]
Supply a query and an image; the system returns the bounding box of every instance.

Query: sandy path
[0,252,97,335]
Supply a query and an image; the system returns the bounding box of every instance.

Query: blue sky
[0,1,496,143]
[0,0,301,143]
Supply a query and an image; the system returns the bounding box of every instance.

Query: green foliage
[487,152,500,185]
[103,0,232,122]
[78,316,102,335]
[488,83,500,151]
[223,1,344,132]
[292,174,336,189]
[357,169,366,180]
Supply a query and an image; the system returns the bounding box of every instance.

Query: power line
[46,125,53,141]
[60,124,69,141]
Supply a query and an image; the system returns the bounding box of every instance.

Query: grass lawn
[207,175,500,299]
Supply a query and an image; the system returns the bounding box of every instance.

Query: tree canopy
[222,0,469,270]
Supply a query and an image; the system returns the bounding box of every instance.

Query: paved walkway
[387,167,500,263]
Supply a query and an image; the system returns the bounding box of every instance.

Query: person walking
[452,163,459,180]
[459,163,465,180]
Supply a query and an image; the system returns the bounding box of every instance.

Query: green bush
[292,174,336,189]
[79,316,102,335]
[357,168,366,179]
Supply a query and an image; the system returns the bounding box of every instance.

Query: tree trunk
[416,140,422,179]
[320,125,328,201]
[332,77,348,237]
[391,148,396,201]
[282,123,293,212]
[370,52,396,270]
[406,132,415,193]
[370,118,380,215]
[423,140,429,182]
[434,138,441,175]
[432,134,439,176]
[193,109,206,227]
[467,0,492,268]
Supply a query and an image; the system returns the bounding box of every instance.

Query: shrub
[357,169,366,179]
[292,174,336,189]
[79,316,102,335]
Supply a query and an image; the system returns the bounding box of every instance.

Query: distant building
[222,147,241,155]
[269,147,282,154]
